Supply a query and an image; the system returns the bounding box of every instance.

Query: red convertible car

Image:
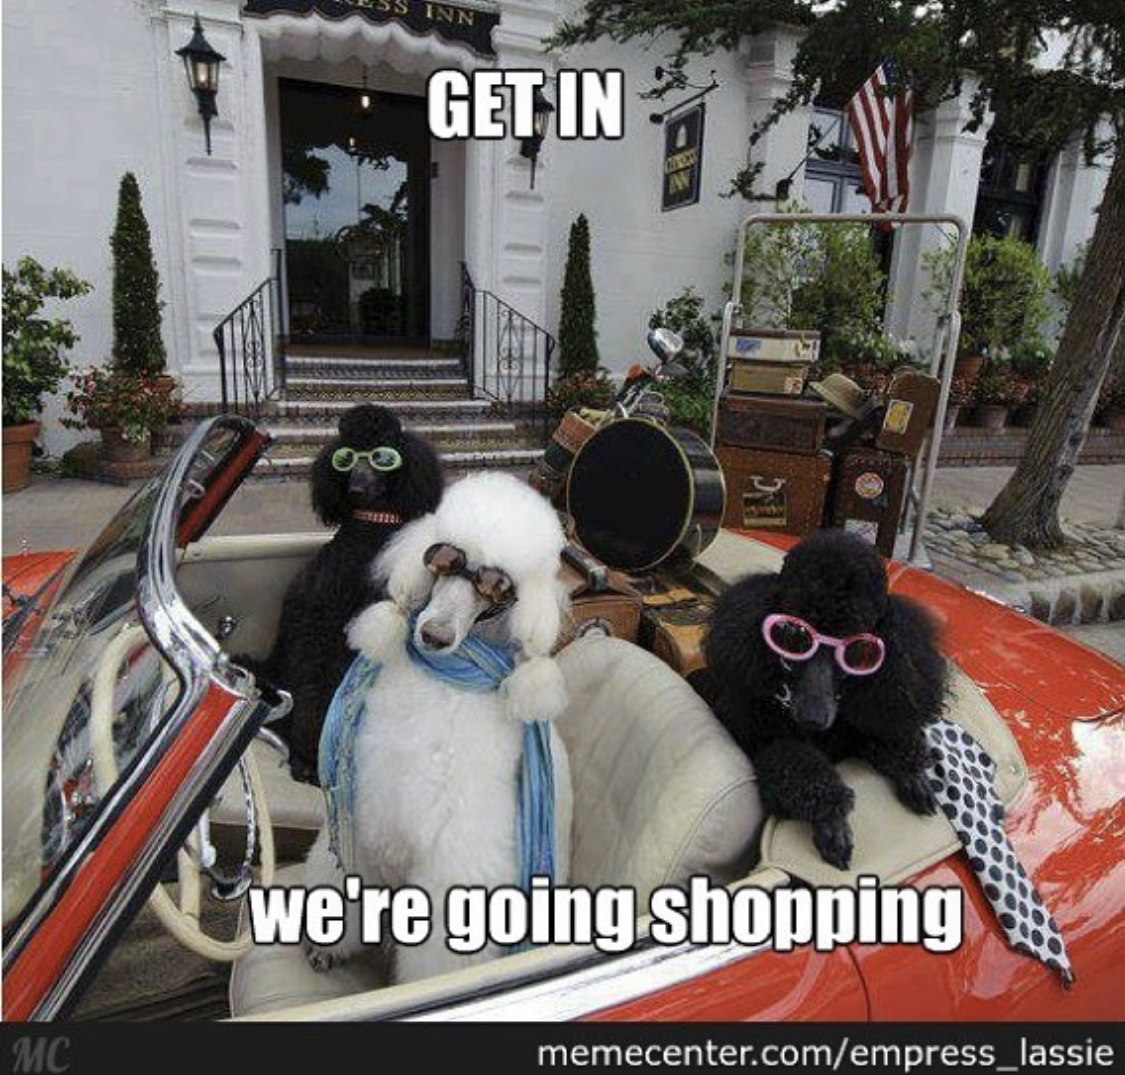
[2,415,1123,1021]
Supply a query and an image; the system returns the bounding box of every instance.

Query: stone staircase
[252,349,546,480]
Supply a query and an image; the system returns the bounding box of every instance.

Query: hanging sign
[244,0,500,58]
[661,102,705,211]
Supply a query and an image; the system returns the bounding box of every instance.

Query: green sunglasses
[331,445,404,473]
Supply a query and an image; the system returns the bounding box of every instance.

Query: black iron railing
[213,249,286,417]
[458,262,554,436]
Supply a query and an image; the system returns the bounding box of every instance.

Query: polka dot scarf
[925,718,1075,986]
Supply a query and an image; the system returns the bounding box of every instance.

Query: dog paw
[896,770,939,816]
[502,656,568,723]
[304,942,341,974]
[813,816,854,871]
[346,600,407,662]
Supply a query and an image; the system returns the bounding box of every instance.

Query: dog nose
[792,651,838,730]
[419,621,455,650]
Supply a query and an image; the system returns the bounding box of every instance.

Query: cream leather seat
[229,636,761,1017]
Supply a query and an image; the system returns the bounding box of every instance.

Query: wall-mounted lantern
[176,15,226,156]
[519,85,554,190]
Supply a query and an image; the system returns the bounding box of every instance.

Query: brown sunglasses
[423,543,517,607]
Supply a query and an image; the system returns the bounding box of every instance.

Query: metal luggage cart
[714,211,971,565]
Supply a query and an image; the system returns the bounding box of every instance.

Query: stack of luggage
[714,328,942,558]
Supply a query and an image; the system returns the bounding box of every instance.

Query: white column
[461,2,558,397]
[884,79,993,349]
[1038,128,1113,274]
[154,1,270,402]
[740,27,812,208]
[476,4,559,326]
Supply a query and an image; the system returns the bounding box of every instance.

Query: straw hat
[810,373,871,419]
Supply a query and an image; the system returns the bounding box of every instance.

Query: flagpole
[769,120,837,202]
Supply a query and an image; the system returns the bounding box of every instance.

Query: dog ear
[703,573,782,679]
[874,593,948,720]
[374,512,440,611]
[395,431,445,521]
[310,441,349,527]
[508,571,569,660]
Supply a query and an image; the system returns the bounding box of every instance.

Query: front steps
[249,349,545,480]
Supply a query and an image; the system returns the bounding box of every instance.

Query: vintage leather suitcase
[728,359,809,397]
[876,370,941,458]
[727,328,821,365]
[828,448,911,558]
[557,543,643,647]
[715,446,832,536]
[640,598,713,677]
[716,392,827,455]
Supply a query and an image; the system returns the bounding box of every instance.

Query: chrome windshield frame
[3,416,290,1020]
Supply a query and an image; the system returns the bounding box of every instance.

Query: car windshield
[1,423,245,930]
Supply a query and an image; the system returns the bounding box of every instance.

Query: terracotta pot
[2,421,40,493]
[100,426,151,464]
[972,404,1010,431]
[1103,409,1125,432]
[953,353,985,388]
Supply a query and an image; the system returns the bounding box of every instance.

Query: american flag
[845,59,915,214]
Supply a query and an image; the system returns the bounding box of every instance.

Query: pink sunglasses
[761,613,886,676]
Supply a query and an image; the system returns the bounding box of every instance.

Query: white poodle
[304,471,573,984]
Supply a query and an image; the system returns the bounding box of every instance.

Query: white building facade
[3,0,1112,452]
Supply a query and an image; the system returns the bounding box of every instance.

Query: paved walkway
[4,464,1122,662]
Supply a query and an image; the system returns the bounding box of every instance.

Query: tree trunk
[981,148,1125,549]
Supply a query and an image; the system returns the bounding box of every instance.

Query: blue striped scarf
[318,626,558,897]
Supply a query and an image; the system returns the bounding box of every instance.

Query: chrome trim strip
[38,692,278,1019]
[3,416,291,1020]
[406,938,767,1022]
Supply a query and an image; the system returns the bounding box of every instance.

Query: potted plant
[62,367,181,463]
[111,173,168,382]
[970,366,1027,430]
[738,204,889,375]
[557,213,601,377]
[2,258,91,492]
[1006,337,1054,427]
[648,288,720,437]
[925,235,1052,389]
[548,368,616,418]
[944,375,972,430]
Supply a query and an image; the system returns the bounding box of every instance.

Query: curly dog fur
[701,530,947,870]
[304,472,572,983]
[258,404,443,783]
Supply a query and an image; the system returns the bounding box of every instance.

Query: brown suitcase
[729,359,809,397]
[640,600,713,677]
[829,448,911,558]
[716,446,832,536]
[717,392,827,455]
[876,370,941,458]
[557,544,643,647]
[727,327,821,364]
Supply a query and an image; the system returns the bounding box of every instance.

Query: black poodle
[700,530,947,870]
[255,404,443,783]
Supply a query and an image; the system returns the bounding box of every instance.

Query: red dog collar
[352,509,402,526]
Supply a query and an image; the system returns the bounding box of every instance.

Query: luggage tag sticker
[883,399,914,435]
[742,476,788,529]
[854,472,885,500]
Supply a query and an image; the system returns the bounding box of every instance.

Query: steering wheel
[90,624,276,961]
